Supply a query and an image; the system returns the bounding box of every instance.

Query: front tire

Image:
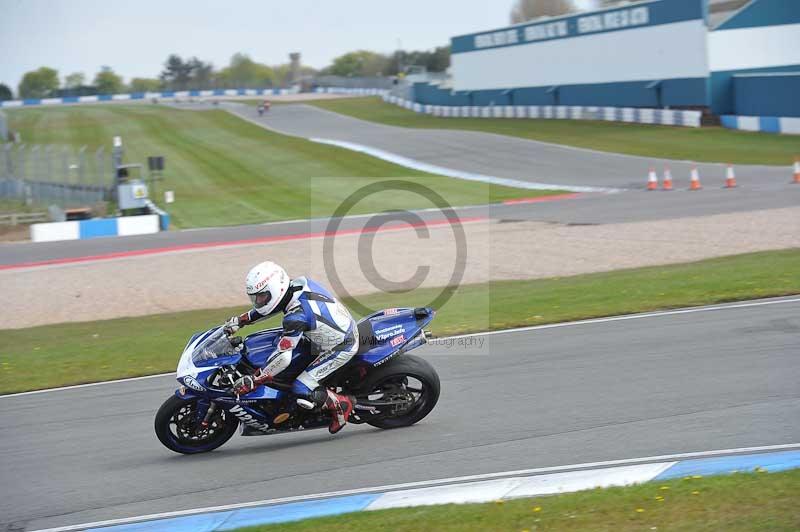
[356,355,440,429]
[154,395,238,454]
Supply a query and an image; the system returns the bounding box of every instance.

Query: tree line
[2,46,450,101]
[510,0,617,22]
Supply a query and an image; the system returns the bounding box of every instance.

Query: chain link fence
[0,143,114,207]
[0,111,7,141]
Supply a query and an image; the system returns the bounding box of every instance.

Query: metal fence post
[18,144,26,181]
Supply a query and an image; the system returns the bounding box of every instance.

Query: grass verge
[1,249,798,394]
[305,97,800,166]
[3,105,545,228]
[237,470,800,532]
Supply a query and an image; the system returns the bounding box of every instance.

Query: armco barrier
[721,115,800,135]
[0,87,299,109]
[312,87,389,97]
[30,214,160,242]
[382,94,702,128]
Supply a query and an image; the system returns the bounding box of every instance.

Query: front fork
[195,399,216,428]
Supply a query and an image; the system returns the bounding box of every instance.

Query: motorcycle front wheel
[154,395,238,454]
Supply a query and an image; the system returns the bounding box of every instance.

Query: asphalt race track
[2,298,798,531]
[229,103,793,190]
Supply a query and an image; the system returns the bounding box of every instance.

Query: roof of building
[708,0,750,28]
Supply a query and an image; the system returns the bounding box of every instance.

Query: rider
[225,261,358,434]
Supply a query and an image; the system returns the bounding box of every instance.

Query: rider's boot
[323,389,355,434]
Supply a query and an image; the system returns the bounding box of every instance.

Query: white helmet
[245,261,290,315]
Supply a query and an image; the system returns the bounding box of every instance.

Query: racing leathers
[230,277,358,433]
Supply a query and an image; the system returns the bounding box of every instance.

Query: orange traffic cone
[647,167,658,190]
[793,157,800,184]
[662,166,673,191]
[724,164,737,188]
[689,166,702,190]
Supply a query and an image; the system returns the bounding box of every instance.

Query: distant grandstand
[406,0,798,122]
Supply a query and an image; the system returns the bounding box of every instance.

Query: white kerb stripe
[366,462,675,510]
[117,214,159,236]
[29,221,79,242]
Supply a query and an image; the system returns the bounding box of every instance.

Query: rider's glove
[223,316,240,335]
[233,375,256,395]
[233,369,272,395]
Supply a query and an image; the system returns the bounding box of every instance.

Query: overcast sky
[0,0,538,90]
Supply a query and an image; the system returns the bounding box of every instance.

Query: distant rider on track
[225,261,358,434]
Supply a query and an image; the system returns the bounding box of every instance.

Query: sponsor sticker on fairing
[182,375,205,391]
[375,324,405,341]
[390,335,405,347]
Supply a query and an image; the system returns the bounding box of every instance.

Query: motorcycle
[155,307,440,454]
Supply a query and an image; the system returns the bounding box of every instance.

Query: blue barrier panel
[79,218,118,239]
[213,89,225,96]
[189,90,200,96]
[237,89,246,95]
[23,99,41,106]
[158,213,170,231]
[720,115,739,129]
[62,96,79,103]
[161,91,175,97]
[759,116,781,133]
[98,95,112,101]
[130,93,145,100]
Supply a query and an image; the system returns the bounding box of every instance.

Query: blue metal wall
[710,64,800,115]
[733,73,800,117]
[413,78,707,109]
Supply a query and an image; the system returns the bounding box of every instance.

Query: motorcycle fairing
[355,307,435,367]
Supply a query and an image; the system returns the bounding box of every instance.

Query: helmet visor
[250,291,272,309]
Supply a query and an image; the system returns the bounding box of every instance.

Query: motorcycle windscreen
[190,327,241,367]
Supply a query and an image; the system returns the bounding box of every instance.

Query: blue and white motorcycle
[155,307,440,454]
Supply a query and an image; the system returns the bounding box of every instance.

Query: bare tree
[510,0,577,23]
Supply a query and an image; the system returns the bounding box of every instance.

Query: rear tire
[154,395,238,454]
[356,355,440,429]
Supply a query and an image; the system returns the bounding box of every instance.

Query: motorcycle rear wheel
[356,355,440,429]
[154,395,238,454]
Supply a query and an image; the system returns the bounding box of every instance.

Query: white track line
[31,443,800,532]
[3,296,798,399]
[310,137,620,193]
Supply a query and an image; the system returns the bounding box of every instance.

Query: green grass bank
[3,105,544,228]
